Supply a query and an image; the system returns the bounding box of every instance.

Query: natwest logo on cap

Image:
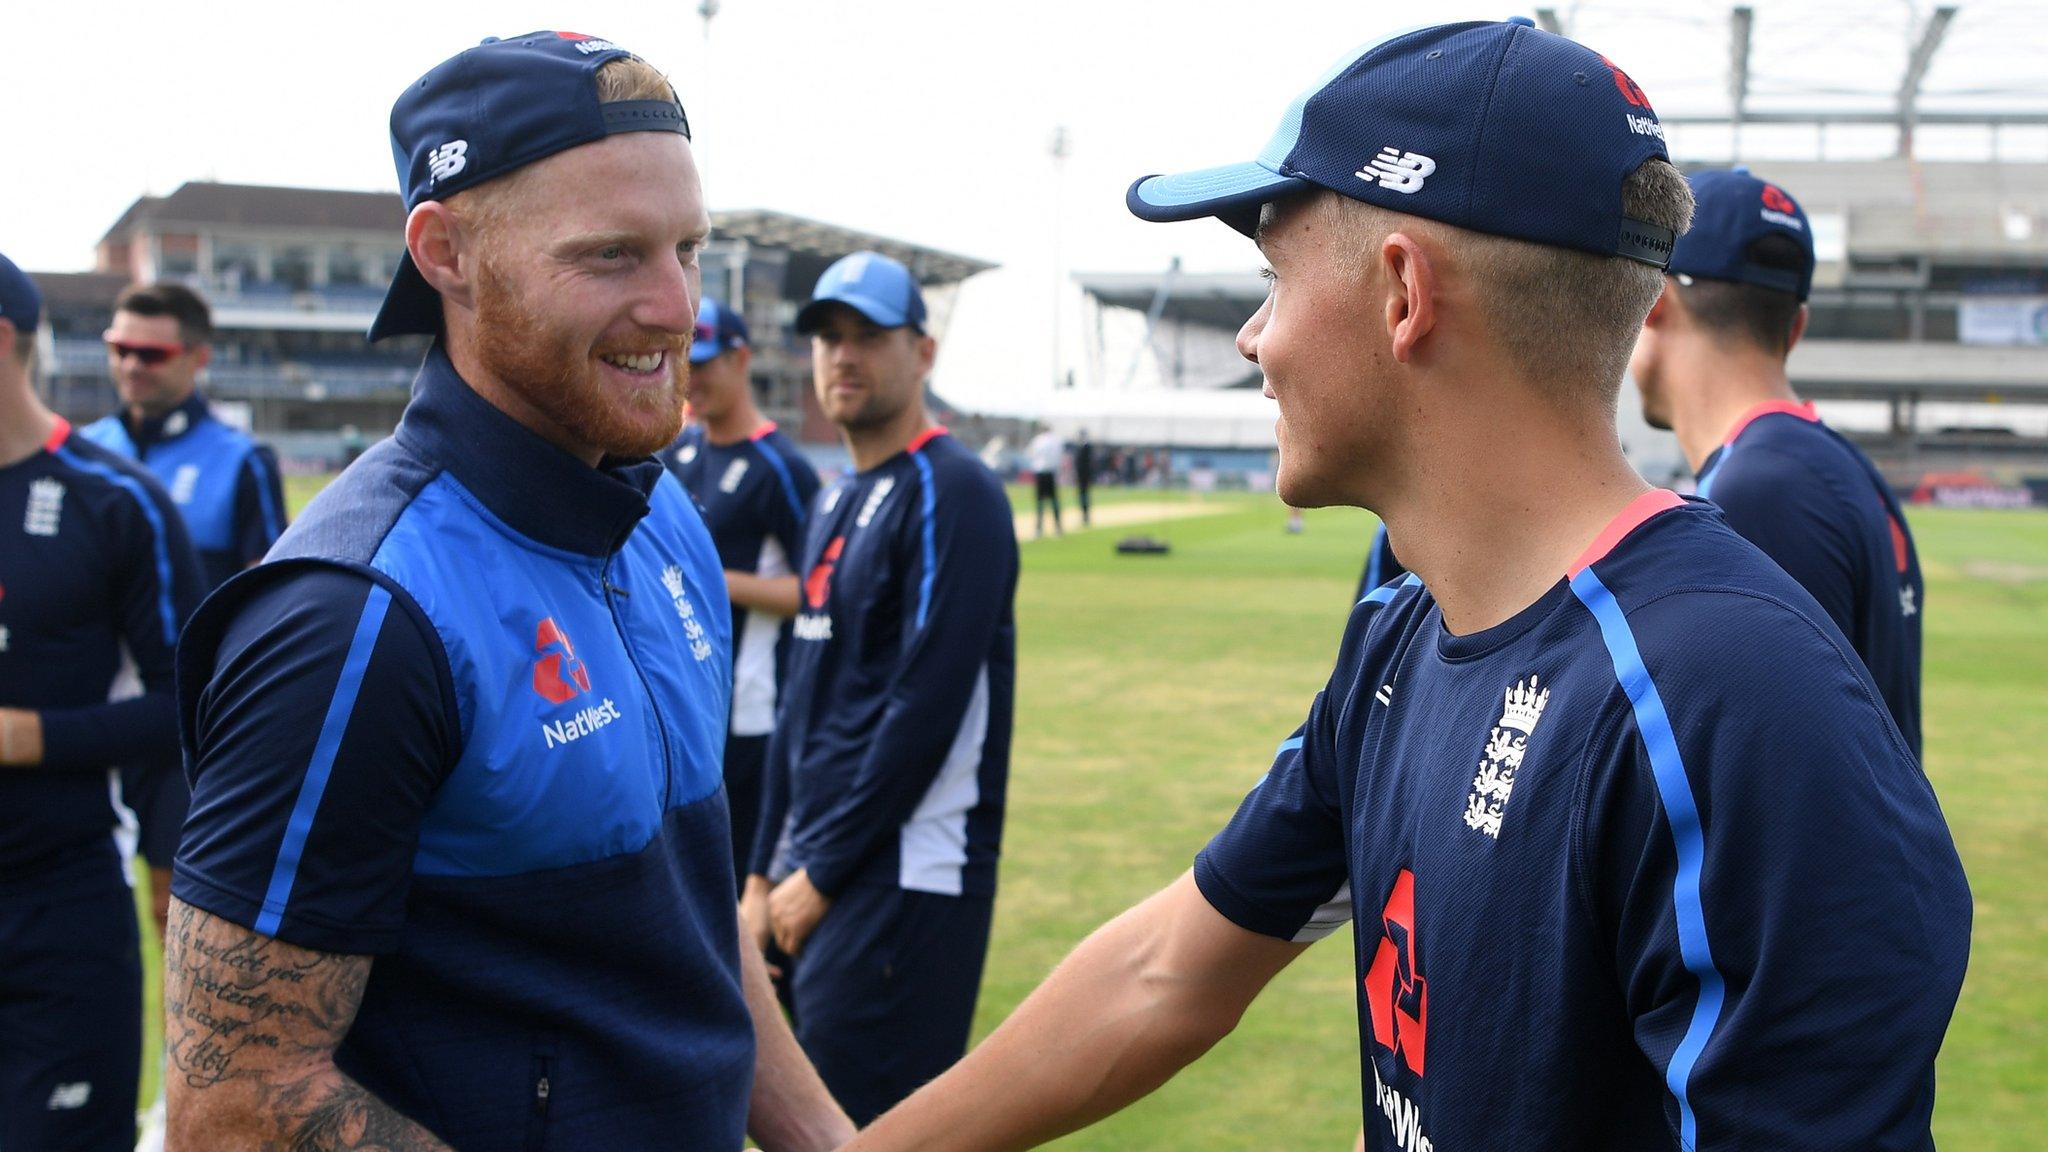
[557,30,622,55]
[532,617,592,704]
[1603,54,1651,110]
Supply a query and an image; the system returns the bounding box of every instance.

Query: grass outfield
[142,481,2044,1146]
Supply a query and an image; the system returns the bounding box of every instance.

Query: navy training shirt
[1198,491,1970,1152]
[663,420,820,736]
[0,418,204,896]
[751,428,1019,898]
[172,346,752,1152]
[1695,400,1924,757]
[1354,521,1408,603]
[79,391,288,591]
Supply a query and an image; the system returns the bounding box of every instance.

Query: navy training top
[1199,491,1969,1152]
[80,391,288,592]
[751,428,1019,898]
[0,417,204,896]
[172,346,752,1152]
[663,420,820,737]
[1695,399,1924,757]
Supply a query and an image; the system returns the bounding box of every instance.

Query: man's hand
[740,919,854,1151]
[768,869,833,956]
[741,874,781,978]
[842,871,1307,1152]
[0,708,43,766]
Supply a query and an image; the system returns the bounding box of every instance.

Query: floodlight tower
[1050,125,1072,389]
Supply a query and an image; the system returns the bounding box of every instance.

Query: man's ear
[1643,279,1677,328]
[914,332,938,376]
[1786,302,1810,354]
[1382,231,1438,365]
[408,202,477,312]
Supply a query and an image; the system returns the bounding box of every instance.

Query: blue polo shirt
[79,392,287,591]
[751,428,1018,898]
[1695,400,1924,757]
[663,420,820,736]
[172,346,752,1151]
[0,418,204,896]
[1199,491,1969,1152]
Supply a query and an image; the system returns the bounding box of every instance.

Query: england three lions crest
[1462,675,1549,839]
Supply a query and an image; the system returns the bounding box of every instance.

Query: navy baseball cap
[0,251,41,336]
[1668,167,1815,301]
[690,297,749,364]
[371,31,693,342]
[795,252,929,334]
[1129,18,1678,267]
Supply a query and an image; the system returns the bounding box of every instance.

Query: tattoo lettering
[163,899,451,1150]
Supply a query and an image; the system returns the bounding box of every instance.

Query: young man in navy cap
[664,295,821,885]
[1631,167,1924,756]
[0,252,205,1151]
[742,251,1019,1124]
[163,34,849,1152]
[845,20,1967,1152]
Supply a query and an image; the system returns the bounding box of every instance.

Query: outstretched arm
[845,871,1308,1152]
[164,899,451,1150]
[741,923,854,1151]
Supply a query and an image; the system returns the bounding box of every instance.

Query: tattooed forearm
[163,898,451,1150]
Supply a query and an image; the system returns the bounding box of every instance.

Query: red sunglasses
[103,335,189,366]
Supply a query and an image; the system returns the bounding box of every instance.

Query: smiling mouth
[599,350,667,375]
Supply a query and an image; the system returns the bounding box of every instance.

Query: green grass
[140,484,2045,1147]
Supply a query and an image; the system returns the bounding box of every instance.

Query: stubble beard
[473,258,688,460]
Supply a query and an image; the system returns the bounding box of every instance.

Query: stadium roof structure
[1077,271,1268,332]
[710,210,994,286]
[99,182,404,245]
[28,271,137,312]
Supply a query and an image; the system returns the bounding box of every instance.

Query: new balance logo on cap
[427,140,469,184]
[1360,148,1436,194]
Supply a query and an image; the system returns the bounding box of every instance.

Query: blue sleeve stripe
[1277,735,1304,755]
[1696,449,1728,499]
[755,441,807,524]
[1569,567,1726,1152]
[910,451,939,630]
[253,584,393,938]
[1358,571,1421,607]
[53,447,180,648]
[246,448,285,542]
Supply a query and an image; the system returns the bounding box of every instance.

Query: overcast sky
[7,0,2047,280]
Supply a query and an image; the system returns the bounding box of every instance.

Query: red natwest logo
[804,536,846,610]
[1761,184,1798,214]
[1601,54,1651,110]
[1365,869,1428,1077]
[532,618,592,705]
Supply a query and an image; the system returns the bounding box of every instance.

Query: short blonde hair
[1324,159,1694,402]
[447,55,682,233]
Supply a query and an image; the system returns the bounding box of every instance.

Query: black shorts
[0,882,141,1151]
